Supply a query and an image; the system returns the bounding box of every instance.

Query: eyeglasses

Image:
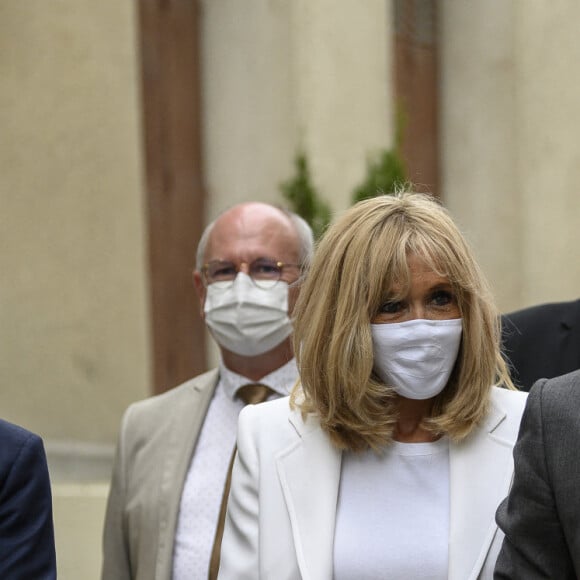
[201,258,301,289]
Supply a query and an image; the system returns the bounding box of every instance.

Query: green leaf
[280,152,331,240]
[351,148,407,205]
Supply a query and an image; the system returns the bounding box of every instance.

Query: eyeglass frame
[200,257,303,289]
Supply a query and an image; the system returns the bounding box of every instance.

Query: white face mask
[371,318,463,400]
[204,272,292,357]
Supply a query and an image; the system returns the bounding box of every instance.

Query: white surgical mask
[204,272,292,357]
[371,318,463,400]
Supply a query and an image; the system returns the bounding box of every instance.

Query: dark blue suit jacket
[0,419,56,579]
[501,299,580,391]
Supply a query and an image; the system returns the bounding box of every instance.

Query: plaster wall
[201,0,393,222]
[514,2,580,307]
[290,0,393,214]
[201,0,297,221]
[441,0,580,312]
[440,0,520,311]
[0,0,150,445]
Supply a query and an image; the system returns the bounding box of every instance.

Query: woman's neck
[394,396,439,443]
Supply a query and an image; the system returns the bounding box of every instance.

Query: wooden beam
[394,0,440,197]
[137,0,207,393]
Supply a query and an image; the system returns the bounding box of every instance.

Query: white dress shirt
[172,358,298,580]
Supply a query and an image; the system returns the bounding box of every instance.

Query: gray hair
[195,204,314,271]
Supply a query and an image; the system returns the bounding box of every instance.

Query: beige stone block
[52,483,109,580]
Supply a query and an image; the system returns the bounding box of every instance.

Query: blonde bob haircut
[291,192,514,452]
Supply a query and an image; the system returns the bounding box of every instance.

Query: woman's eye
[380,300,403,314]
[431,290,454,307]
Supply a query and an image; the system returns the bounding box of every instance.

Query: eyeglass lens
[205,258,283,288]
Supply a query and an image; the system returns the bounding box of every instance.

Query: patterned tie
[208,383,273,580]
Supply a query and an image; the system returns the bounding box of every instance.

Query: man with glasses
[102,202,313,580]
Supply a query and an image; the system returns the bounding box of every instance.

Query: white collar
[218,358,298,401]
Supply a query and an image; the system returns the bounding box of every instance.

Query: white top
[334,437,450,580]
[172,358,297,580]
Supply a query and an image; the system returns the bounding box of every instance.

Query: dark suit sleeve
[0,430,57,579]
[494,380,576,579]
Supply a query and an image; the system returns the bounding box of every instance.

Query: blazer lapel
[276,416,342,580]
[448,401,514,580]
[156,370,219,580]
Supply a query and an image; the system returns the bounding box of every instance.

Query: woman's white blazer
[218,387,527,580]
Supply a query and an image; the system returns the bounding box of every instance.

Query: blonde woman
[218,193,527,580]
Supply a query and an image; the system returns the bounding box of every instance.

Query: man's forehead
[228,202,289,225]
[205,206,298,260]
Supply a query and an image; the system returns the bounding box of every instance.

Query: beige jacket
[101,369,219,580]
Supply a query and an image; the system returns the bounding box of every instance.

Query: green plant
[352,105,407,203]
[351,148,407,204]
[280,152,331,240]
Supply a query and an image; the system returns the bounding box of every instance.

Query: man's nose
[238,262,251,275]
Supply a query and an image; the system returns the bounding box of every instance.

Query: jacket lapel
[156,370,219,580]
[448,400,514,580]
[276,415,342,580]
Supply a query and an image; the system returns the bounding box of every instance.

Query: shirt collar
[218,358,299,401]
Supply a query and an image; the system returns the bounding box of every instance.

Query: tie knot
[236,383,273,405]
